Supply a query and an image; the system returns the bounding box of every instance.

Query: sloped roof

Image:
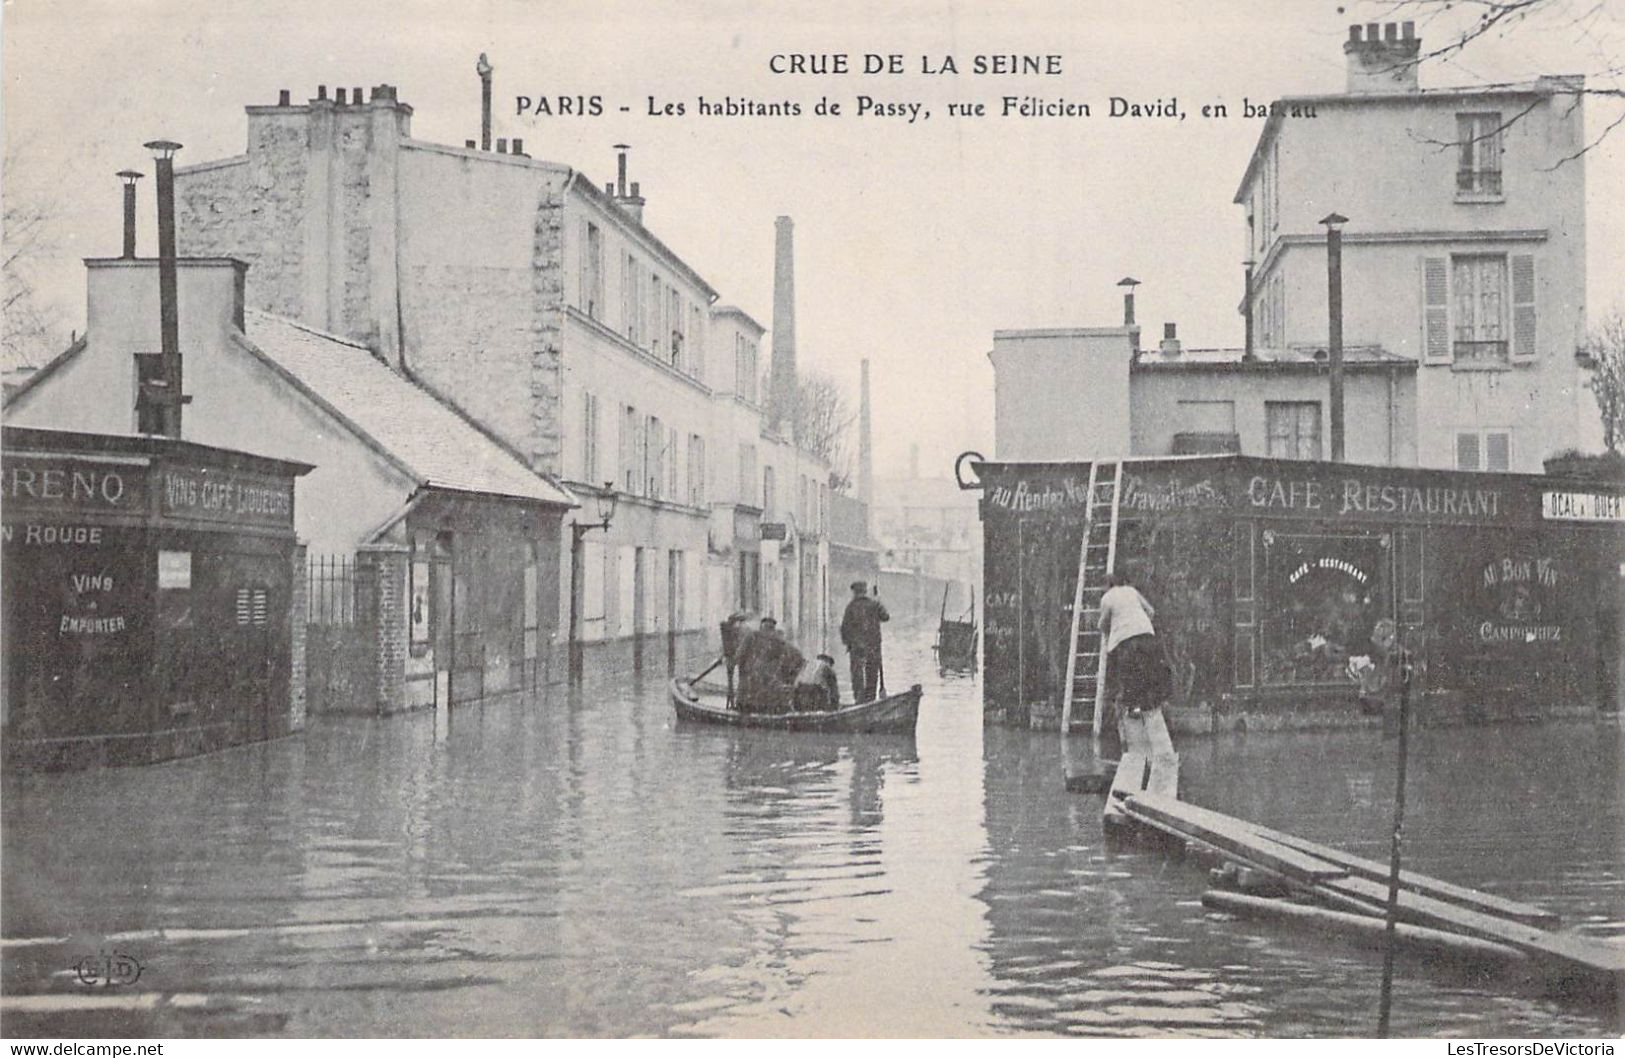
[240,310,575,508]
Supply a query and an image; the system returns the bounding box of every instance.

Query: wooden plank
[1064,764,1117,795]
[1122,792,1347,882]
[1145,753,1179,800]
[1313,874,1625,978]
[1250,826,1560,928]
[1202,890,1528,965]
[1102,752,1148,825]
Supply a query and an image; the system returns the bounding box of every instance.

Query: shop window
[1260,530,1390,686]
[1266,402,1322,460]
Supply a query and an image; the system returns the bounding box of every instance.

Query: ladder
[1060,460,1123,734]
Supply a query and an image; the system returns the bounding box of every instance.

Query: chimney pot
[1366,23,1379,40]
[1164,322,1177,340]
[353,86,363,104]
[605,181,615,195]
[1402,21,1415,40]
[465,139,477,149]
[629,180,640,197]
[317,84,328,100]
[496,137,508,153]
[1349,24,1362,42]
[335,87,347,105]
[278,89,291,106]
[511,137,524,155]
[1384,22,1398,41]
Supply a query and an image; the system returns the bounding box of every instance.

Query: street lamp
[567,482,618,682]
[117,170,143,258]
[1321,212,1348,462]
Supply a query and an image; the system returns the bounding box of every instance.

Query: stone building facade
[171,84,841,676]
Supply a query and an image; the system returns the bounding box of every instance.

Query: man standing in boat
[840,581,890,703]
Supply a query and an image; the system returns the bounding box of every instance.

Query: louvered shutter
[1456,432,1481,471]
[1422,257,1451,362]
[1485,432,1511,471]
[1511,254,1537,361]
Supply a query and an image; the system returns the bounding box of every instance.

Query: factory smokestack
[859,358,874,541]
[769,216,798,437]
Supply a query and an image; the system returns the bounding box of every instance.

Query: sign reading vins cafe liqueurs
[160,466,293,528]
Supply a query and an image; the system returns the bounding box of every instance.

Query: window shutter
[1486,431,1510,472]
[1511,254,1536,361]
[1422,257,1451,362]
[1456,432,1481,471]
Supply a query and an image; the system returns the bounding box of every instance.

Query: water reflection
[1,627,1619,1038]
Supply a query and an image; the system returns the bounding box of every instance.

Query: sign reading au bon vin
[160,466,293,528]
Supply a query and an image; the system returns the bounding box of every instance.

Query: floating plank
[1310,874,1625,980]
[1202,890,1528,966]
[1121,792,1348,883]
[1249,826,1560,928]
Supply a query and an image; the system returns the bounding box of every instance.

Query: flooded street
[4,625,1621,1038]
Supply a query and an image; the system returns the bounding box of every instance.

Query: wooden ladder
[1061,460,1123,734]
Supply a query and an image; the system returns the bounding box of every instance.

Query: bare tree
[2,143,67,370]
[1586,310,1625,452]
[1371,0,1625,159]
[793,370,856,488]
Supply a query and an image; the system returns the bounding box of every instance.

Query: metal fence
[307,554,359,626]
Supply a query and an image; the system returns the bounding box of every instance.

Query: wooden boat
[670,671,922,734]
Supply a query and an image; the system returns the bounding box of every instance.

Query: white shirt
[1098,584,1156,654]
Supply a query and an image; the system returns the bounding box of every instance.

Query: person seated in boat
[738,617,793,713]
[792,653,842,712]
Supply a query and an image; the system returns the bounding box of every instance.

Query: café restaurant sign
[161,466,293,528]
[1245,470,1505,523]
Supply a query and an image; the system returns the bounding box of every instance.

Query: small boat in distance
[670,669,922,734]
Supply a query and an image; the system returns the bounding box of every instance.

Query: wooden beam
[1122,792,1349,882]
[1311,874,1625,979]
[1203,890,1528,966]
[1249,826,1559,928]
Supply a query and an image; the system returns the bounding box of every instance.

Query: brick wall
[359,546,409,714]
[529,185,566,476]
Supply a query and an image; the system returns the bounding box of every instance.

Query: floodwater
[3,625,1621,1038]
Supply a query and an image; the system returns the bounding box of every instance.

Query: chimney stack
[1159,322,1182,357]
[278,89,291,106]
[117,170,143,259]
[1345,21,1420,94]
[335,87,347,105]
[611,146,645,223]
[477,54,494,150]
[496,138,508,154]
[769,216,799,438]
[142,140,187,437]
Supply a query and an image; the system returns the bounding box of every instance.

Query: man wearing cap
[737,616,791,713]
[793,652,842,712]
[840,581,890,703]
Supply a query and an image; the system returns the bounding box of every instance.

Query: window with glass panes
[1265,401,1322,460]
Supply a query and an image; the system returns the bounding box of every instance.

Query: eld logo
[71,950,145,988]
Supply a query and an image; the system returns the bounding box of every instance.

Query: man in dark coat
[840,581,889,703]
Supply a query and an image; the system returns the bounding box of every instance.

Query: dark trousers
[849,647,881,703]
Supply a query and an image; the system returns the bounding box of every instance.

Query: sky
[4,0,1622,481]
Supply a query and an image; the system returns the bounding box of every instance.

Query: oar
[877,649,887,699]
[690,655,724,685]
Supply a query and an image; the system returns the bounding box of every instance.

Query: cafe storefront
[974,455,1624,732]
[2,426,311,770]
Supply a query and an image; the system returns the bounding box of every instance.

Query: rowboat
[669,672,922,734]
